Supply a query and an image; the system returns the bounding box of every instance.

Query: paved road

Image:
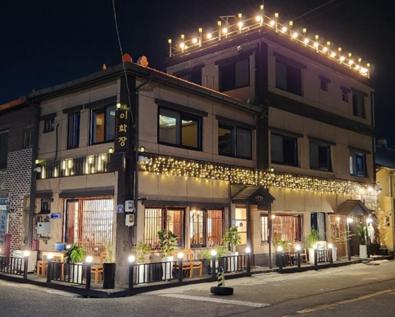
[1,260,395,317]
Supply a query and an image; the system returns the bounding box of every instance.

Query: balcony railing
[36,153,111,179]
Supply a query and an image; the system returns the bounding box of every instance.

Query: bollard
[178,258,183,283]
[246,254,251,275]
[23,257,28,279]
[277,253,283,271]
[211,256,217,281]
[217,267,225,287]
[297,250,301,269]
[128,264,134,290]
[211,266,233,296]
[85,264,91,290]
[329,249,333,265]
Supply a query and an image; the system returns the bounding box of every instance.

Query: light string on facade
[168,5,372,78]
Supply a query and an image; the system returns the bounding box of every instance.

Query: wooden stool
[36,260,47,276]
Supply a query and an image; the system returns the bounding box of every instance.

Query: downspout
[55,123,60,161]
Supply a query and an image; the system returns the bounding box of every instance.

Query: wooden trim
[62,105,83,114]
[349,145,371,154]
[308,136,336,146]
[216,115,255,130]
[84,96,117,110]
[269,126,303,138]
[155,99,208,117]
[273,52,307,69]
[267,92,373,135]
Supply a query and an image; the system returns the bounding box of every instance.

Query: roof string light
[168,4,371,78]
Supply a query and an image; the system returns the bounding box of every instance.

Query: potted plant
[199,246,229,274]
[102,242,116,289]
[357,224,368,259]
[135,242,151,283]
[306,230,320,264]
[223,226,241,254]
[65,244,86,284]
[158,230,177,280]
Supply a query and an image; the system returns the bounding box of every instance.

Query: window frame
[158,106,203,151]
[67,111,80,149]
[90,104,116,145]
[0,130,9,169]
[218,56,250,92]
[218,121,253,160]
[319,76,330,92]
[175,66,203,85]
[271,132,299,167]
[352,91,366,118]
[261,213,302,243]
[190,208,224,248]
[309,140,332,172]
[275,59,303,96]
[43,117,55,133]
[349,150,367,177]
[143,207,186,248]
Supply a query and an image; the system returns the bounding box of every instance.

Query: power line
[292,0,343,22]
[111,0,134,124]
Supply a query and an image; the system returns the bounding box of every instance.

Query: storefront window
[190,209,204,247]
[269,214,302,242]
[235,208,247,245]
[65,198,114,254]
[261,215,269,242]
[190,209,224,248]
[144,208,184,248]
[207,210,223,246]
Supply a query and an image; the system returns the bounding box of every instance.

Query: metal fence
[129,255,250,288]
[47,262,91,289]
[0,256,27,278]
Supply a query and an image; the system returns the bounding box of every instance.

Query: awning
[336,199,372,217]
[232,186,275,208]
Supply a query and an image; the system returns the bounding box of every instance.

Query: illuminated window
[91,105,116,144]
[235,208,247,245]
[144,208,184,248]
[190,209,223,248]
[261,215,269,242]
[190,209,204,247]
[271,214,302,242]
[158,108,201,150]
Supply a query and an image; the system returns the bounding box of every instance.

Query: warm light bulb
[291,32,299,39]
[269,20,276,27]
[206,32,213,40]
[222,27,228,34]
[281,26,288,33]
[304,37,310,45]
[192,37,198,44]
[255,15,262,23]
[238,21,244,29]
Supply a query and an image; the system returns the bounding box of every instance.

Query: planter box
[359,245,368,259]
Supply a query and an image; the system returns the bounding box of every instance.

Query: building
[0,98,39,255]
[165,7,377,262]
[375,140,395,254]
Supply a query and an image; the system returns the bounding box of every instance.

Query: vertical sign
[0,198,8,244]
[115,106,130,153]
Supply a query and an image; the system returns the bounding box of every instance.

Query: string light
[167,5,371,78]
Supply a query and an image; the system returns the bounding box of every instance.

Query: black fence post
[46,262,52,284]
[23,257,28,279]
[211,256,217,281]
[314,250,318,270]
[178,258,183,283]
[247,254,251,275]
[85,264,91,290]
[277,253,283,271]
[329,249,333,264]
[128,264,134,290]
[297,251,301,269]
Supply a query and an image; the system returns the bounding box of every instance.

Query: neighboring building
[166,7,377,262]
[376,140,395,254]
[0,98,39,254]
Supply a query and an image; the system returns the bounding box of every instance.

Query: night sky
[1,0,394,144]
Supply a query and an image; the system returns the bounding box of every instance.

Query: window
[219,57,250,91]
[91,105,116,144]
[270,214,302,242]
[190,209,223,248]
[319,76,330,92]
[22,128,32,149]
[341,87,350,103]
[43,117,55,133]
[311,212,326,240]
[144,208,184,248]
[352,91,366,118]
[159,108,202,150]
[218,122,252,159]
[65,199,114,254]
[67,111,80,149]
[349,151,367,177]
[261,215,269,242]
[235,208,247,245]
[310,141,332,171]
[176,67,202,85]
[271,133,298,166]
[276,60,302,95]
[0,130,8,169]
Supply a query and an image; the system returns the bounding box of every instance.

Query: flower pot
[359,245,368,259]
[69,263,83,284]
[162,256,174,280]
[226,252,238,272]
[103,262,116,289]
[308,248,316,265]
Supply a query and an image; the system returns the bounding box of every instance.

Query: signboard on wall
[0,198,9,244]
[115,106,130,153]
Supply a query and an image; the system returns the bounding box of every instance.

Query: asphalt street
[1,260,394,317]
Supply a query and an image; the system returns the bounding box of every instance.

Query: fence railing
[0,256,28,278]
[129,255,250,288]
[47,262,91,289]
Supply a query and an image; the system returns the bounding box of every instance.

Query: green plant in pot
[136,242,151,263]
[65,244,86,263]
[103,241,116,289]
[306,229,320,264]
[158,230,177,280]
[223,226,241,254]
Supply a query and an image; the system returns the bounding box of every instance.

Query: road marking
[296,289,395,314]
[159,293,270,308]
